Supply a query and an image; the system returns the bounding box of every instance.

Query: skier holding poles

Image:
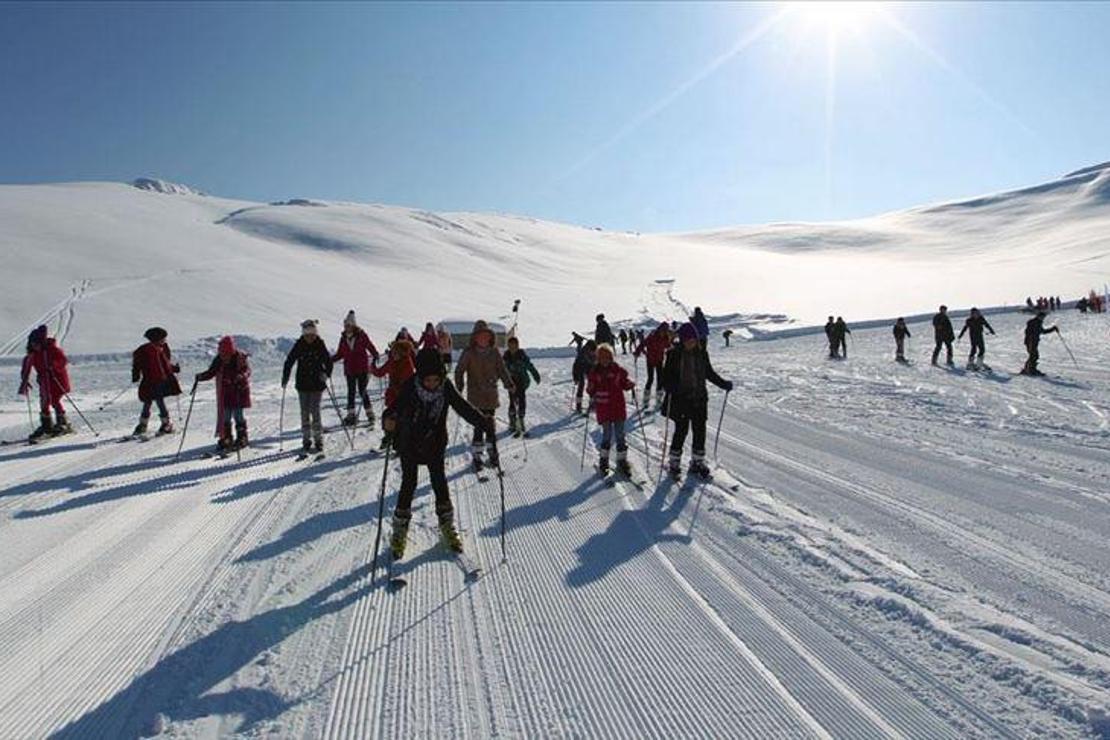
[661,323,733,481]
[194,335,252,454]
[503,336,540,438]
[19,325,74,442]
[957,308,996,370]
[893,318,911,363]
[572,339,597,415]
[282,319,333,455]
[129,327,182,438]
[634,322,671,412]
[332,310,379,427]
[1020,310,1059,376]
[454,320,514,472]
[585,343,635,477]
[370,336,416,450]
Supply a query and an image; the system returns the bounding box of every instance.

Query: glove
[172,364,181,373]
[383,417,396,433]
[18,382,30,396]
[281,376,289,389]
[724,380,734,392]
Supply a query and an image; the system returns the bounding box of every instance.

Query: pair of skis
[386,535,482,590]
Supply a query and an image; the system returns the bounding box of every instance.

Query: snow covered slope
[1,165,1108,354]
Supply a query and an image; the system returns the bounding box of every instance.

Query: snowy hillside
[2,164,1109,354]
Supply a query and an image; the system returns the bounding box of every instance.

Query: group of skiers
[1026,296,1063,313]
[1077,290,1106,314]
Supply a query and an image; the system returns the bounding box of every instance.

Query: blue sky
[1,1,1108,231]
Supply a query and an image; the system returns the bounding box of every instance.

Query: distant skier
[503,336,540,438]
[662,323,733,480]
[569,331,587,352]
[454,320,514,470]
[436,322,454,370]
[892,318,911,363]
[931,305,955,366]
[594,313,615,347]
[19,325,73,441]
[1020,311,1058,376]
[130,327,181,437]
[586,343,635,476]
[282,320,333,454]
[958,308,996,369]
[332,311,379,426]
[418,322,440,352]
[722,329,733,348]
[396,327,415,344]
[371,336,416,450]
[1025,296,1035,312]
[618,328,629,355]
[691,307,709,348]
[572,339,598,415]
[634,322,670,411]
[834,317,851,358]
[824,316,837,358]
[195,335,252,452]
[383,348,492,558]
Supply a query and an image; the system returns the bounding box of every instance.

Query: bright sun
[787,1,881,35]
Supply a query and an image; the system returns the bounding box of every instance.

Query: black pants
[140,396,169,419]
[828,339,838,358]
[670,414,707,458]
[932,339,953,364]
[575,378,585,403]
[346,373,371,410]
[395,456,452,519]
[968,336,985,362]
[643,364,660,395]
[1025,344,1040,372]
[508,387,527,421]
[838,338,848,358]
[895,337,905,359]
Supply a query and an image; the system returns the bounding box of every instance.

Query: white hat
[344,310,357,328]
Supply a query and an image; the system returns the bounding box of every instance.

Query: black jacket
[661,346,729,421]
[595,319,615,347]
[893,323,911,340]
[1024,317,1056,348]
[387,378,487,463]
[932,313,955,341]
[283,337,333,392]
[958,315,995,341]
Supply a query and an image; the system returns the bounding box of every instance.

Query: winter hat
[29,325,47,345]
[344,310,357,328]
[678,322,698,343]
[596,313,605,321]
[596,343,615,361]
[414,347,445,378]
[217,335,236,356]
[301,319,318,336]
[144,327,168,343]
[470,320,494,346]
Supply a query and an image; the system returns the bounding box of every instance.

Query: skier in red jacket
[371,338,416,450]
[586,343,635,476]
[634,322,672,411]
[195,335,252,452]
[130,327,182,436]
[332,311,380,426]
[19,325,72,441]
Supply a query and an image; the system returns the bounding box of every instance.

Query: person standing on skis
[662,323,733,480]
[418,322,440,352]
[931,305,956,366]
[503,336,540,438]
[634,322,671,411]
[436,322,454,370]
[371,336,416,450]
[383,348,493,557]
[834,317,851,358]
[586,343,635,476]
[691,307,709,348]
[130,327,181,437]
[19,325,73,441]
[893,318,911,363]
[282,320,333,454]
[958,308,996,369]
[454,320,514,471]
[618,328,629,355]
[195,336,252,452]
[332,311,379,427]
[572,339,597,415]
[594,313,615,346]
[824,316,837,358]
[1021,311,1058,376]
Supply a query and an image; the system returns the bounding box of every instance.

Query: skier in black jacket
[383,348,491,557]
[931,305,955,366]
[662,323,733,480]
[824,317,837,358]
[595,314,615,347]
[1020,311,1058,376]
[834,317,851,358]
[572,340,597,415]
[282,320,334,453]
[893,318,911,362]
[957,308,996,369]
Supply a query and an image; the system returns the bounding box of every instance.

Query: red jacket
[21,339,70,403]
[419,327,440,351]
[586,362,634,423]
[635,327,671,367]
[132,342,182,402]
[332,329,379,377]
[198,351,251,409]
[371,342,416,409]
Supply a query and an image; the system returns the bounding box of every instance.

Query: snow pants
[508,386,527,423]
[669,411,707,464]
[345,373,372,414]
[395,456,452,520]
[140,397,169,420]
[598,420,627,463]
[968,336,986,363]
[932,339,953,364]
[895,337,905,360]
[471,409,497,461]
[299,391,323,443]
[643,363,661,396]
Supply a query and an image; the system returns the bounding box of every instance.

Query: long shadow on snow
[211,456,351,504]
[50,566,372,740]
[480,475,612,539]
[566,480,694,589]
[0,440,99,467]
[0,449,187,500]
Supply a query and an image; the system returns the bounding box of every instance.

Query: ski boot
[364,403,375,423]
[668,454,683,481]
[616,457,632,477]
[132,418,149,437]
[217,422,234,453]
[472,454,485,473]
[575,399,584,415]
[597,454,610,476]
[302,437,313,453]
[519,418,530,438]
[343,410,358,427]
[313,438,324,454]
[156,416,174,435]
[390,514,411,559]
[688,458,712,480]
[510,416,521,438]
[29,415,53,443]
[487,448,500,470]
[51,414,74,436]
[439,514,463,553]
[235,422,249,449]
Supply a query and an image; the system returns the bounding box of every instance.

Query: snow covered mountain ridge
[1,163,1108,354]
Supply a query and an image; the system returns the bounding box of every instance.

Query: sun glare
[787,1,880,35]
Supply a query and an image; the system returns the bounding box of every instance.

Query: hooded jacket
[636,325,672,367]
[454,321,513,409]
[587,360,634,423]
[21,337,71,403]
[332,328,378,376]
[504,348,541,392]
[132,341,182,402]
[371,339,416,409]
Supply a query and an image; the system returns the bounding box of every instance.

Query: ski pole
[63,393,98,437]
[713,389,729,463]
[369,442,393,585]
[279,383,287,453]
[490,433,507,561]
[631,388,651,473]
[175,380,198,462]
[579,404,591,471]
[324,375,355,451]
[96,386,130,412]
[25,392,34,434]
[1056,332,1080,368]
[658,394,672,483]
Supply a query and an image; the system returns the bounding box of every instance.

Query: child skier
[634,322,670,411]
[572,339,597,415]
[19,325,73,441]
[282,320,334,453]
[662,323,733,480]
[454,320,514,471]
[332,310,379,426]
[893,318,911,363]
[418,322,440,352]
[586,343,635,476]
[194,336,252,452]
[1021,311,1058,376]
[383,348,493,557]
[130,327,182,436]
[957,307,996,369]
[371,337,416,450]
[436,322,454,370]
[503,336,541,437]
[618,328,629,355]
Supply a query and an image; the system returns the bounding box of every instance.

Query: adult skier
[824,317,837,358]
[19,325,72,441]
[893,318,911,363]
[572,339,598,415]
[722,329,733,348]
[332,311,379,426]
[454,320,514,471]
[384,348,492,557]
[195,336,252,452]
[569,331,587,352]
[958,308,996,369]
[503,336,540,437]
[371,337,416,450]
[586,343,635,476]
[594,313,615,346]
[834,317,851,358]
[634,322,670,411]
[282,320,333,454]
[436,322,454,370]
[1020,311,1058,376]
[130,327,181,436]
[931,305,955,366]
[618,328,629,355]
[691,307,710,347]
[662,323,733,480]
